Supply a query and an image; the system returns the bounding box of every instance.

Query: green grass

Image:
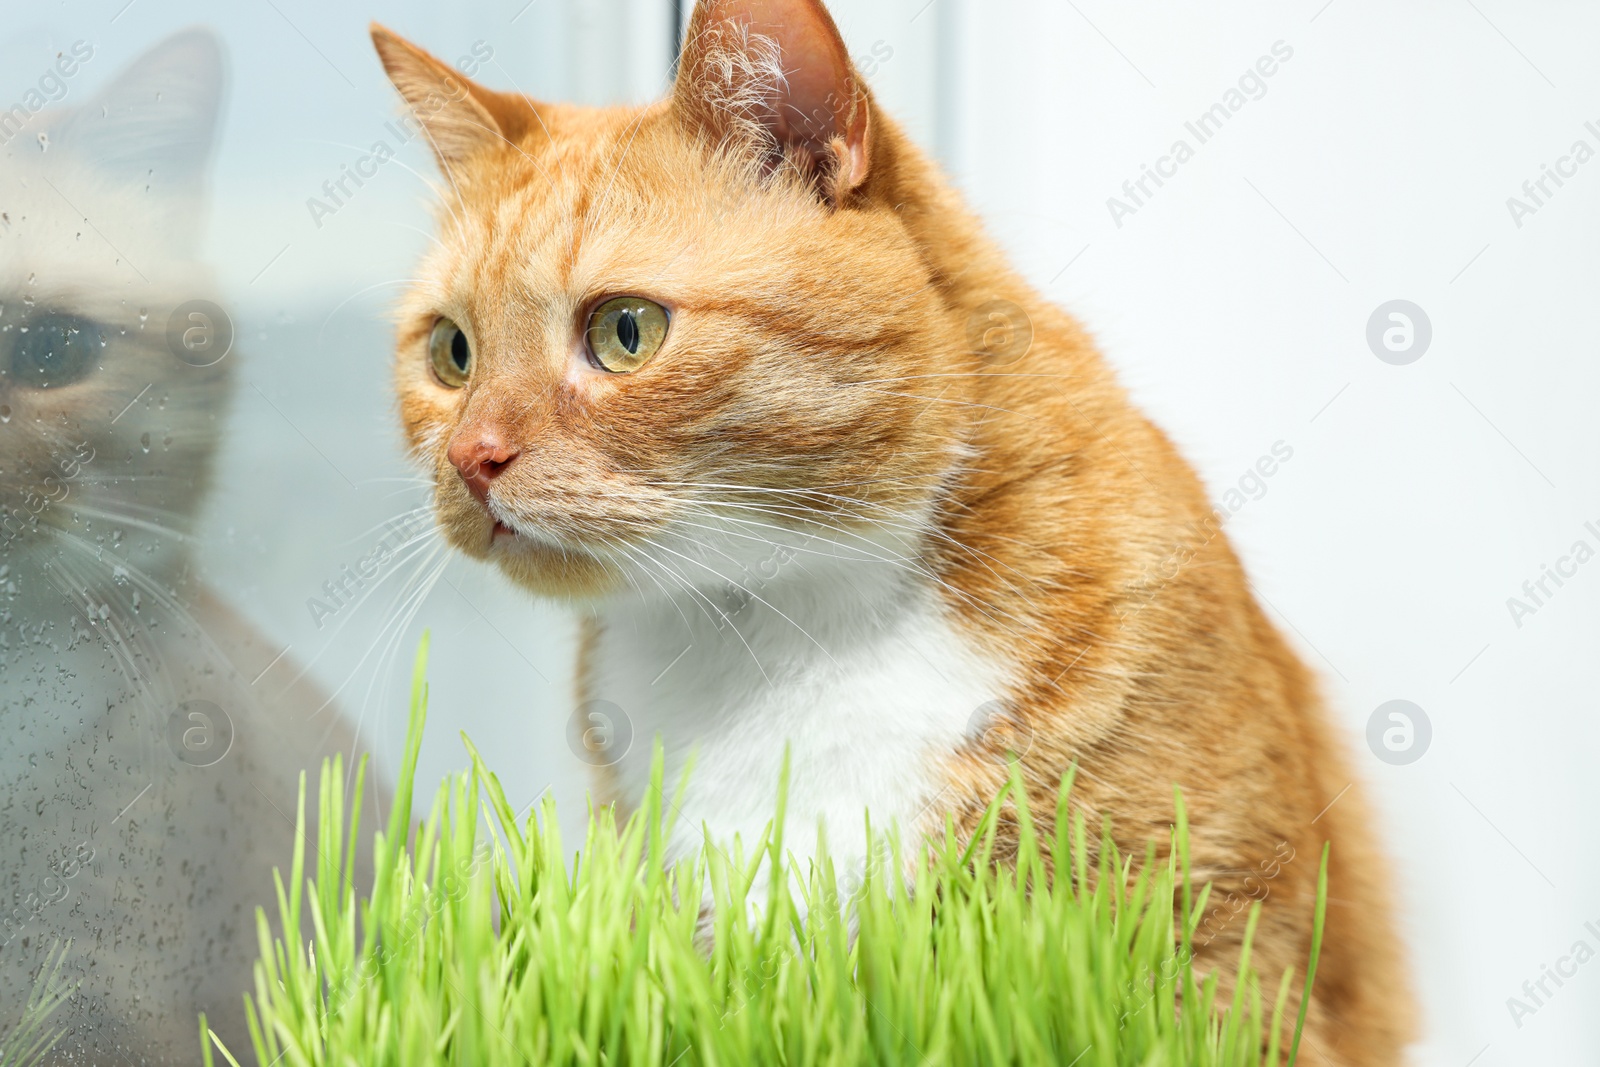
[0,944,72,1067]
[206,635,1325,1066]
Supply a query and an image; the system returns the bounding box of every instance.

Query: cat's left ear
[673,0,871,204]
[371,25,530,173]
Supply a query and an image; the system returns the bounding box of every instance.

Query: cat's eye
[428,317,472,388]
[9,312,103,389]
[585,297,668,374]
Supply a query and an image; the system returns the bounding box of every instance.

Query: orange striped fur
[374,3,1411,1061]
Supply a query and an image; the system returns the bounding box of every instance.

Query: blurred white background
[5,0,1595,1062]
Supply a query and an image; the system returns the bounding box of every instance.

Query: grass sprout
[205,633,1324,1066]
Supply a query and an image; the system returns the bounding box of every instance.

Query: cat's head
[376,0,980,600]
[0,29,228,581]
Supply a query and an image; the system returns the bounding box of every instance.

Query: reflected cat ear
[673,0,871,204]
[54,28,224,193]
[370,25,527,173]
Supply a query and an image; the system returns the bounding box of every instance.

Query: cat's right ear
[370,25,529,172]
[673,0,872,204]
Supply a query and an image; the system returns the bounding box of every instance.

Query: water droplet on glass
[26,273,35,285]
[0,406,9,423]
[139,432,150,453]
[36,132,48,152]
[137,308,148,327]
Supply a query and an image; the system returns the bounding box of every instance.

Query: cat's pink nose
[448,433,520,506]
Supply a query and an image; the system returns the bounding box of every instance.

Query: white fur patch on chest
[588,544,1011,877]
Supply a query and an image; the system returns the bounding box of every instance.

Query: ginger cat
[373,2,1411,1061]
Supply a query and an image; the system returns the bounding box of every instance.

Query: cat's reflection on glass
[0,30,371,1062]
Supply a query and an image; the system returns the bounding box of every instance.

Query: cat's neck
[585,496,1008,852]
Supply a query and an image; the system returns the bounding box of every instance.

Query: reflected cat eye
[8,312,104,389]
[428,316,472,388]
[585,297,668,374]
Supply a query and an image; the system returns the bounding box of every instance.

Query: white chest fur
[585,529,1011,878]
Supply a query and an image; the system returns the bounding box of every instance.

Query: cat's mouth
[482,504,595,557]
[461,501,627,598]
[486,512,556,551]
[450,482,675,594]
